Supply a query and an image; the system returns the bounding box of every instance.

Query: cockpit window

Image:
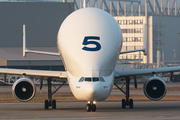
[79,77,84,82]
[79,77,105,82]
[93,77,99,82]
[85,78,91,82]
[99,77,105,82]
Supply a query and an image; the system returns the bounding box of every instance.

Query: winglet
[142,23,147,55]
[22,24,60,57]
[23,24,27,57]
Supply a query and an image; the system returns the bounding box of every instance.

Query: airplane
[0,0,180,112]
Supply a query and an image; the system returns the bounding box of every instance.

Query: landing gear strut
[86,102,96,112]
[44,78,65,109]
[114,77,134,109]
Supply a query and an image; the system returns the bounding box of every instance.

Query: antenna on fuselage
[83,0,87,8]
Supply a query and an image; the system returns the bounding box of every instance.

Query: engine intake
[143,76,167,101]
[12,78,36,102]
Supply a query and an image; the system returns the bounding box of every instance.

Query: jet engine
[143,76,167,101]
[12,78,36,102]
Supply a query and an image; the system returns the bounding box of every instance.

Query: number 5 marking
[82,36,101,51]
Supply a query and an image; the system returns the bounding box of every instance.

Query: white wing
[0,68,67,78]
[115,66,180,78]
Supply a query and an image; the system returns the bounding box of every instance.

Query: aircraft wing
[0,68,67,79]
[115,66,180,79]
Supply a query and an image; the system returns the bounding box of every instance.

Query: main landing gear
[44,78,65,109]
[86,102,96,112]
[114,77,134,109]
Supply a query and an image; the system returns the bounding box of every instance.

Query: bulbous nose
[85,83,100,101]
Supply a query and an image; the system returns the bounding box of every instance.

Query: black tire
[129,99,133,108]
[45,100,49,109]
[122,99,126,109]
[92,104,96,112]
[52,100,56,109]
[86,104,91,112]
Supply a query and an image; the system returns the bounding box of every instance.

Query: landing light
[93,101,96,104]
[88,101,90,104]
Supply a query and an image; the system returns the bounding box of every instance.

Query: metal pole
[117,1,119,16]
[103,0,105,10]
[173,49,176,64]
[110,0,112,15]
[131,2,133,16]
[154,0,156,14]
[157,50,160,68]
[3,73,6,83]
[145,0,149,63]
[161,0,163,14]
[87,0,90,7]
[168,0,170,15]
[178,32,180,61]
[162,51,164,66]
[175,0,177,15]
[139,51,141,63]
[80,0,82,8]
[139,2,141,16]
[124,2,126,16]
[94,0,97,8]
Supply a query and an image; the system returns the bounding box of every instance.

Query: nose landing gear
[86,101,96,112]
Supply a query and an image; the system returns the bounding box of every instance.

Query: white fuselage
[57,8,122,101]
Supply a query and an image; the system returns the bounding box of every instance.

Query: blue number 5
[82,36,101,51]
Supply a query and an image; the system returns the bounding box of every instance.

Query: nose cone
[72,82,110,101]
[85,83,100,101]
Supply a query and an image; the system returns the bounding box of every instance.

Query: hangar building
[1,0,180,71]
[0,2,73,71]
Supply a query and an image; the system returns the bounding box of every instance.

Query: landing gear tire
[52,100,56,109]
[122,99,126,109]
[45,100,49,109]
[129,99,133,108]
[92,104,96,112]
[86,104,91,112]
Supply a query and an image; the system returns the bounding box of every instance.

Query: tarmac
[0,83,180,120]
[0,101,180,120]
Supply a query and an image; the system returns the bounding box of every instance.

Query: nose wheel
[86,103,96,112]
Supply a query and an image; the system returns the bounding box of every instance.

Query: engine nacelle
[143,76,167,101]
[12,78,36,102]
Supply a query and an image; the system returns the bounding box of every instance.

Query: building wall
[0,2,73,47]
[114,15,180,64]
[114,16,147,63]
[0,58,7,66]
[152,16,180,63]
